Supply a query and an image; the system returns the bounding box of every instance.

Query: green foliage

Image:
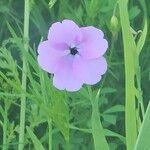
[50,89,69,142]
[0,0,150,149]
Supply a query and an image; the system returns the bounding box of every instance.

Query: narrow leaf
[134,102,150,150]
[26,126,45,150]
[91,89,109,150]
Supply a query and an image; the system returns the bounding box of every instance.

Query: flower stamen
[70,47,78,55]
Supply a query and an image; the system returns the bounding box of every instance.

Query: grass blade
[118,0,137,149]
[89,88,109,150]
[26,126,45,150]
[134,102,150,150]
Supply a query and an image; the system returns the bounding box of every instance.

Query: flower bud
[110,15,119,36]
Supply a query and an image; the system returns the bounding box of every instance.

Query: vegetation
[0,0,149,149]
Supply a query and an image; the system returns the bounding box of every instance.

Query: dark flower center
[70,47,78,55]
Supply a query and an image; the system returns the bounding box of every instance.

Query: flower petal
[73,55,107,85]
[37,40,65,73]
[78,26,108,59]
[53,55,83,91]
[48,20,82,48]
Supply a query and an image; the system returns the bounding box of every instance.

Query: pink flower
[37,20,108,91]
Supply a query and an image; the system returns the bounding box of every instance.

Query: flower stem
[18,0,30,149]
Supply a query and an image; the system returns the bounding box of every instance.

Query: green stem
[135,0,147,120]
[48,119,52,150]
[18,0,30,150]
[136,65,145,118]
[119,0,137,149]
[100,35,116,89]
[66,140,70,150]
[3,104,8,150]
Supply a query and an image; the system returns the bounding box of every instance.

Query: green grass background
[0,0,150,150]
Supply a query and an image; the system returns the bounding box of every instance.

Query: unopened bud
[110,15,119,35]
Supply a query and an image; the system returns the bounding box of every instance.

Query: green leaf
[119,0,137,149]
[100,87,117,94]
[104,129,125,144]
[26,126,45,150]
[102,114,116,125]
[90,88,109,150]
[51,89,69,142]
[103,105,125,114]
[134,102,150,150]
[129,6,141,20]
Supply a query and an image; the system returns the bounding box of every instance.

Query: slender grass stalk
[48,119,52,150]
[100,35,116,89]
[119,0,137,149]
[135,0,148,119]
[3,105,8,150]
[18,0,30,149]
